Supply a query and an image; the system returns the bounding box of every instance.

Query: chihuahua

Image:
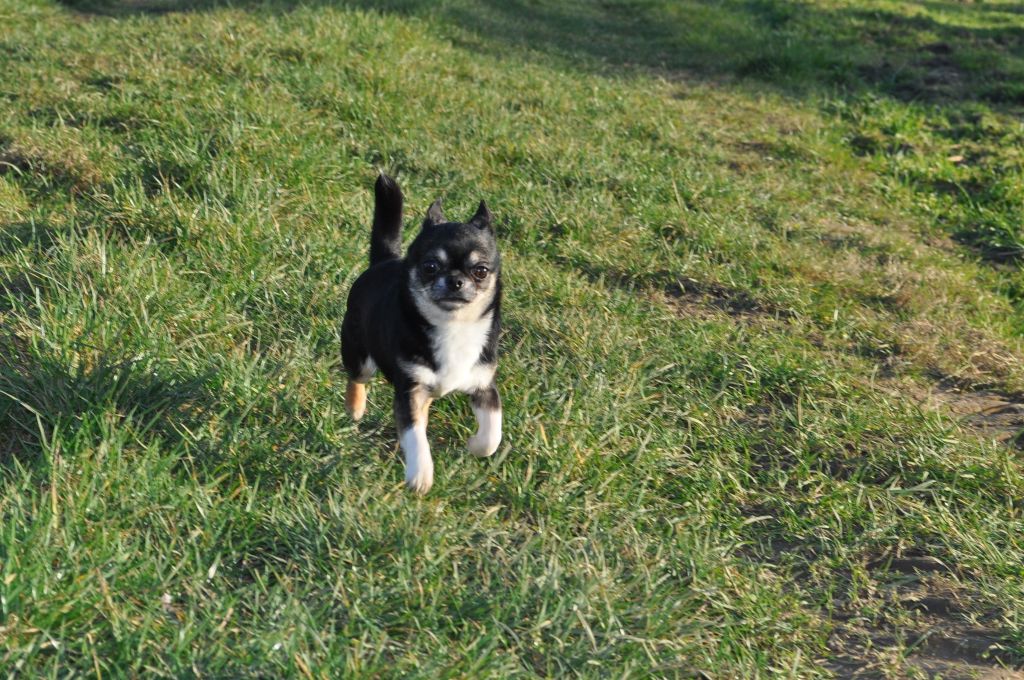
[341,174,502,494]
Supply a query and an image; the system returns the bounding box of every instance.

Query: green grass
[3,0,1024,676]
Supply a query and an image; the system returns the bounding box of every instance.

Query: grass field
[3,0,1024,676]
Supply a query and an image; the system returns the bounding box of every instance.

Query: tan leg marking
[346,380,367,420]
[410,386,433,427]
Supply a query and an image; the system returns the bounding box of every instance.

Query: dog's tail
[370,173,403,266]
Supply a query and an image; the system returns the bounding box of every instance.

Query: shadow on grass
[0,222,64,323]
[0,335,219,466]
[0,333,375,494]
[54,0,1024,107]
[0,221,61,257]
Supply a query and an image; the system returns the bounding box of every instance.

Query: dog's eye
[471,265,489,281]
[421,261,440,276]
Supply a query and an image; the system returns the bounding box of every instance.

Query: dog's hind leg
[395,384,434,494]
[343,356,376,421]
[341,320,375,420]
[346,381,367,421]
[468,385,502,458]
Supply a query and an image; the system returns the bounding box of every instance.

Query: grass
[2,0,1024,676]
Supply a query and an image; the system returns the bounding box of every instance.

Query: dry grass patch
[894,319,1024,391]
[0,130,105,193]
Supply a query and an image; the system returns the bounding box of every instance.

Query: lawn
[2,0,1024,676]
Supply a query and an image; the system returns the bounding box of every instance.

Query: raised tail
[369,173,403,266]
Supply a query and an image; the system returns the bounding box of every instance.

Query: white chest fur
[403,313,495,396]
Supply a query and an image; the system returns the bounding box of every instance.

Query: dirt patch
[935,388,1024,448]
[869,375,1024,447]
[904,384,1024,448]
[894,320,1024,392]
[828,554,1023,678]
[661,276,795,322]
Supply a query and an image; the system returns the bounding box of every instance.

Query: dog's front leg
[468,385,502,457]
[395,384,434,494]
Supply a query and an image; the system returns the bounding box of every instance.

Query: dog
[341,174,502,494]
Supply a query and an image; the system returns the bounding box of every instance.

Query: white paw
[347,404,365,421]
[400,425,433,494]
[467,432,500,458]
[468,407,501,458]
[405,463,434,494]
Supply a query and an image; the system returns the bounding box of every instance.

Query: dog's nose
[449,275,465,291]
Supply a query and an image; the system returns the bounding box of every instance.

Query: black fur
[470,385,501,412]
[369,174,403,266]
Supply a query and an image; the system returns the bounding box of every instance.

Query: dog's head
[406,199,500,320]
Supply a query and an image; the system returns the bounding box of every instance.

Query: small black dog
[341,174,502,493]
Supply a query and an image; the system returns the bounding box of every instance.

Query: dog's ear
[423,199,445,228]
[468,201,492,231]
